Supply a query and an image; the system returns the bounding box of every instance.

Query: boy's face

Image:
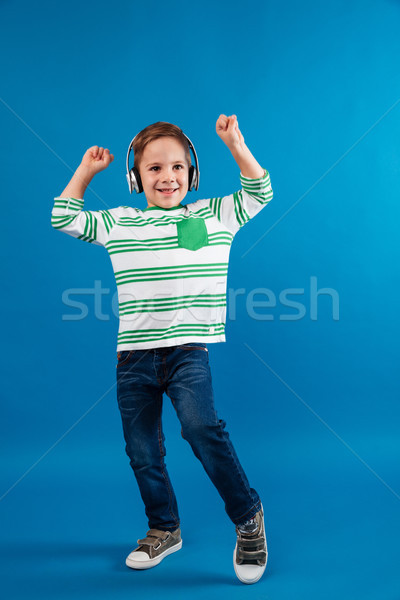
[139,137,190,209]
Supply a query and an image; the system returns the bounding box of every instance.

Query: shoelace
[238,516,258,534]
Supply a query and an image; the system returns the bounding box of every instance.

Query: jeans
[116,342,261,531]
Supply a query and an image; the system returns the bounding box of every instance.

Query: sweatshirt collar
[143,203,184,212]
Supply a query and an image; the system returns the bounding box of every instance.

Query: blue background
[1,0,400,598]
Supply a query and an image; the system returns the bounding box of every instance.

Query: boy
[51,114,273,585]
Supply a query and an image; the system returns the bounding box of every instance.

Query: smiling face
[138,137,190,209]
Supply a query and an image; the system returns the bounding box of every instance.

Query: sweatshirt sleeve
[208,168,273,236]
[51,197,119,247]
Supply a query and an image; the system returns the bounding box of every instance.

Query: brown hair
[133,121,192,174]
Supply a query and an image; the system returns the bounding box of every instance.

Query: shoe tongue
[238,518,258,534]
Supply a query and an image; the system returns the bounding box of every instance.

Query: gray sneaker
[233,504,268,584]
[126,528,182,570]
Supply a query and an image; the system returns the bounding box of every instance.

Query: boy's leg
[116,349,180,532]
[165,344,261,526]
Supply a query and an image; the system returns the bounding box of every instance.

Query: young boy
[51,114,273,585]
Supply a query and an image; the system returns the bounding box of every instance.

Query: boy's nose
[162,173,176,182]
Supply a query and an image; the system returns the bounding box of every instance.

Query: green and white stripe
[106,231,233,255]
[118,293,226,316]
[117,322,226,346]
[114,263,229,286]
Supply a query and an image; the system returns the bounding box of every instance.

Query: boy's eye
[150,165,184,171]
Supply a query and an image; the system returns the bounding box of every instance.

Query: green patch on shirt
[177,217,209,251]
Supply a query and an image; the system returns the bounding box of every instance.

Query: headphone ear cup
[188,165,195,191]
[131,166,143,193]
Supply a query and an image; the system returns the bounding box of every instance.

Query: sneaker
[233,504,268,584]
[126,527,182,570]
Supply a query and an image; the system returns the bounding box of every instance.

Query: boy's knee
[180,419,224,444]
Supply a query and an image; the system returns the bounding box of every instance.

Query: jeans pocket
[176,343,208,352]
[116,350,135,367]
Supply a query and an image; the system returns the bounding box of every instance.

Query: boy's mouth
[157,188,178,195]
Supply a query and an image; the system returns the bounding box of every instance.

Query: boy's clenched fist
[81,145,114,176]
[216,114,245,149]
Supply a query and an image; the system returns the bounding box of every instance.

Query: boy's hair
[133,122,192,173]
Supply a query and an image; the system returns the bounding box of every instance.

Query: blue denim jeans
[116,342,261,531]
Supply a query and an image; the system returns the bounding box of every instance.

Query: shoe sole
[233,505,267,584]
[126,540,182,570]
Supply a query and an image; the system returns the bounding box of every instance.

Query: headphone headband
[126,129,200,194]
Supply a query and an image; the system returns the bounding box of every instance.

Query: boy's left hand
[216,114,245,150]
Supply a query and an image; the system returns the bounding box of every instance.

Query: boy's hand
[216,114,245,150]
[80,146,114,176]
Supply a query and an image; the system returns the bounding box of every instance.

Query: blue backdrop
[1,0,399,598]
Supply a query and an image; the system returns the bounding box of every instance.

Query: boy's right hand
[80,146,114,176]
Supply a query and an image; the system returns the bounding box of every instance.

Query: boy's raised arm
[52,146,118,247]
[208,114,273,236]
[59,146,114,199]
[216,114,265,179]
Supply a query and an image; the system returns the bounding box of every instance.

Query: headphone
[126,129,200,194]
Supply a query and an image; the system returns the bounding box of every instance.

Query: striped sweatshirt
[51,169,273,351]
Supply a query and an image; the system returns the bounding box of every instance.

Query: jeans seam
[215,420,259,517]
[157,404,179,527]
[153,351,164,385]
